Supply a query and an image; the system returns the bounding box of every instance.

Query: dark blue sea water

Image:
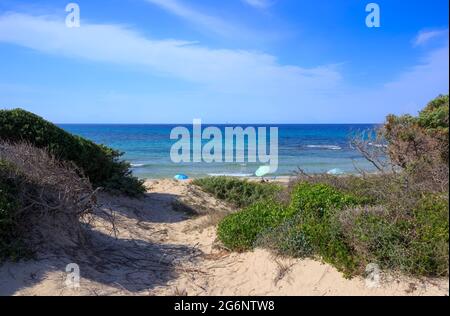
[59,124,378,179]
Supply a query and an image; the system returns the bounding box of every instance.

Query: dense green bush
[409,194,449,275]
[0,161,27,261]
[289,173,400,206]
[217,200,287,251]
[193,177,281,208]
[0,162,18,232]
[217,182,364,271]
[286,183,365,275]
[344,194,449,276]
[418,94,449,132]
[288,182,367,215]
[385,94,449,166]
[254,214,315,258]
[418,94,449,163]
[0,109,144,195]
[245,181,448,277]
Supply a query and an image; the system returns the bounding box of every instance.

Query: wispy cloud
[0,12,448,123]
[144,0,248,38]
[242,0,275,9]
[332,40,449,122]
[0,12,342,97]
[413,29,449,46]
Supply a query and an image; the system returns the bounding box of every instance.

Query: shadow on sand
[96,192,192,224]
[0,191,204,295]
[0,227,203,295]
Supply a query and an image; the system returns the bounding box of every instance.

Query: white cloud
[0,12,342,98]
[145,0,249,38]
[413,29,448,46]
[330,42,449,122]
[242,0,274,9]
[0,13,447,123]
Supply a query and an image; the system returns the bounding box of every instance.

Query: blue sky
[0,0,448,123]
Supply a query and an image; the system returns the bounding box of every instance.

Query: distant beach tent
[327,168,345,175]
[174,174,189,180]
[255,166,272,177]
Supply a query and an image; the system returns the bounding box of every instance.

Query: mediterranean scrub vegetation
[193,177,281,208]
[200,95,449,277]
[0,109,144,261]
[0,142,96,261]
[0,109,145,196]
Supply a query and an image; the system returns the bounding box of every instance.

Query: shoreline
[142,175,293,182]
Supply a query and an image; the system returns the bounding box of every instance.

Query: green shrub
[0,161,28,261]
[218,182,364,275]
[193,177,281,208]
[345,209,407,272]
[408,195,449,276]
[288,182,366,216]
[385,94,449,166]
[0,162,18,234]
[216,174,449,277]
[418,94,449,131]
[0,109,144,196]
[217,200,287,251]
[254,214,314,258]
[287,183,364,275]
[342,194,449,277]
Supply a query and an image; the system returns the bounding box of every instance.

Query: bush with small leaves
[0,161,25,261]
[217,200,288,251]
[0,109,145,196]
[193,177,281,208]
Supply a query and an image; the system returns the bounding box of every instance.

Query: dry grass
[172,287,188,296]
[0,141,97,255]
[176,182,237,230]
[273,257,294,285]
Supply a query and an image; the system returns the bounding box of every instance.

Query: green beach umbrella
[255,166,272,177]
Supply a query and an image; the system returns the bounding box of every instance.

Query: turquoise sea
[60,124,378,179]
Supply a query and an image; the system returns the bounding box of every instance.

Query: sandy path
[0,180,448,296]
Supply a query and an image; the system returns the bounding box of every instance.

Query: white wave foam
[131,163,145,167]
[306,145,342,150]
[207,173,254,177]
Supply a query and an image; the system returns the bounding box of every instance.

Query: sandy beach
[0,179,448,296]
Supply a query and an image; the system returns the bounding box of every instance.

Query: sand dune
[0,179,448,296]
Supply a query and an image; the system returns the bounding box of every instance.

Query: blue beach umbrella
[174,174,189,180]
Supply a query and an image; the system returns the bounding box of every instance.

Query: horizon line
[57,122,382,125]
